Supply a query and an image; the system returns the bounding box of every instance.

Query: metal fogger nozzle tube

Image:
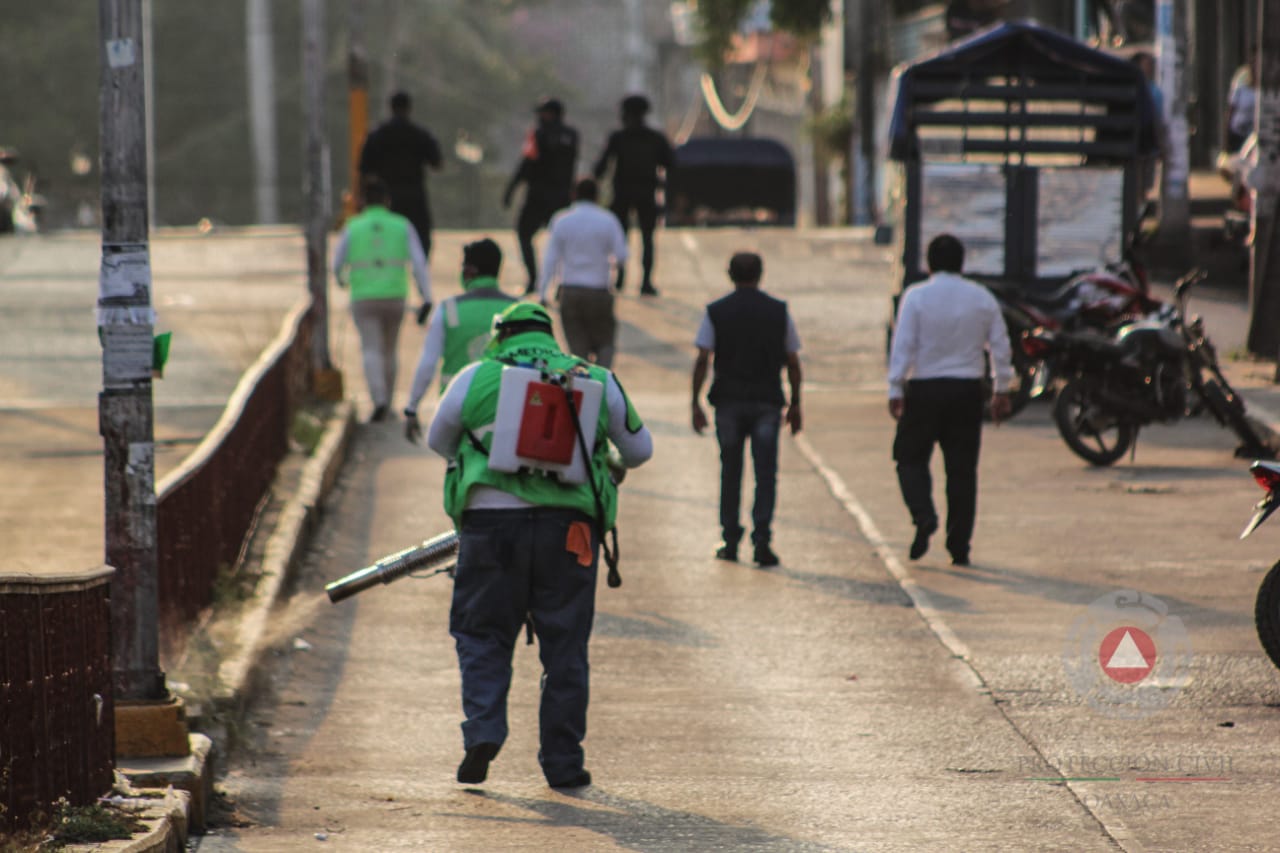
[325,531,459,603]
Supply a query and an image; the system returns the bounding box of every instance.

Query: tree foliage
[693,0,833,68]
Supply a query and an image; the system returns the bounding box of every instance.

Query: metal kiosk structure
[885,21,1161,384]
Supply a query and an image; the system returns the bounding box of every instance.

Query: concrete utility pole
[302,0,332,372]
[98,0,164,702]
[852,0,880,226]
[345,0,369,222]
[1155,0,1191,265]
[1248,0,1280,360]
[247,0,281,224]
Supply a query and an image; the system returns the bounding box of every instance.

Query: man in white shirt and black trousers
[539,177,629,368]
[887,234,1013,567]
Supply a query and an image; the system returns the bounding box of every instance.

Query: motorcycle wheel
[1053,378,1136,466]
[1200,377,1271,457]
[983,350,1034,422]
[1255,560,1280,671]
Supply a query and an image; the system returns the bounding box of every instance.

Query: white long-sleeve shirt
[428,360,653,511]
[887,271,1013,400]
[537,201,629,300]
[331,225,432,302]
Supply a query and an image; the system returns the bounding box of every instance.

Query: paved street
[193,228,1280,851]
[0,228,306,573]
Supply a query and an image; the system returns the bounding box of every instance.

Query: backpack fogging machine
[325,531,459,603]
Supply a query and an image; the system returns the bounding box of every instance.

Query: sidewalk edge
[212,400,356,716]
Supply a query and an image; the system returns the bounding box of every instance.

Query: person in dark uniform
[359,91,444,258]
[503,98,580,295]
[593,95,673,296]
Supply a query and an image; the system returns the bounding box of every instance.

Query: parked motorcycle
[988,203,1162,410]
[1239,460,1280,671]
[1021,268,1272,466]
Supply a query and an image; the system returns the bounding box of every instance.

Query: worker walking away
[427,302,653,788]
[593,94,673,296]
[403,238,516,442]
[539,178,629,369]
[358,91,443,258]
[332,177,431,422]
[503,98,579,295]
[691,252,803,567]
[887,233,1012,566]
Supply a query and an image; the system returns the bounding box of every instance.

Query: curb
[213,399,357,717]
[99,401,356,853]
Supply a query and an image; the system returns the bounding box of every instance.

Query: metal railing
[0,568,115,830]
[155,298,314,642]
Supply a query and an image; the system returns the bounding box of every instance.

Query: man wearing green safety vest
[402,238,515,443]
[332,177,431,422]
[426,301,653,789]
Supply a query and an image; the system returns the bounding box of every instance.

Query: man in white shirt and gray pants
[887,234,1012,567]
[539,178,629,368]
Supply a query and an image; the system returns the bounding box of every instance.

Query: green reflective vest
[344,205,411,301]
[443,332,638,529]
[439,277,516,389]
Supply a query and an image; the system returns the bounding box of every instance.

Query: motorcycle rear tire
[1053,378,1136,466]
[1254,560,1280,671]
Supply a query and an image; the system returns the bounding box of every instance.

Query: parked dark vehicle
[1241,460,1280,671]
[991,202,1164,404]
[0,148,43,234]
[665,137,795,227]
[1021,269,1270,466]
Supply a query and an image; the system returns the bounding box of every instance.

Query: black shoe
[753,544,779,567]
[549,770,592,789]
[457,742,500,784]
[909,522,937,561]
[639,283,659,297]
[370,404,389,423]
[715,543,738,562]
[951,554,970,567]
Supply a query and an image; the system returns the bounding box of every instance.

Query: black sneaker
[549,770,592,789]
[370,405,389,423]
[753,544,779,567]
[457,742,500,784]
[951,554,970,567]
[715,543,738,562]
[639,283,659,297]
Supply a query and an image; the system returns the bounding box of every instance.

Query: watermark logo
[1063,590,1192,718]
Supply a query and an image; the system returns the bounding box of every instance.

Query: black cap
[534,97,564,116]
[463,238,502,276]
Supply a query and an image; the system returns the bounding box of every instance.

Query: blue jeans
[449,507,598,785]
[714,401,782,547]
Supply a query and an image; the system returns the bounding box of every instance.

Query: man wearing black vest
[691,252,803,567]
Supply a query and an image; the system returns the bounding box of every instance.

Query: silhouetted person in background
[504,98,579,295]
[593,94,673,296]
[359,91,443,258]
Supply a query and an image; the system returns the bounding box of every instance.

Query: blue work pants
[449,507,598,784]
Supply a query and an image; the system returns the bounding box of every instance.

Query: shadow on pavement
[459,787,854,853]
[912,560,1243,628]
[772,565,912,608]
[594,610,718,648]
